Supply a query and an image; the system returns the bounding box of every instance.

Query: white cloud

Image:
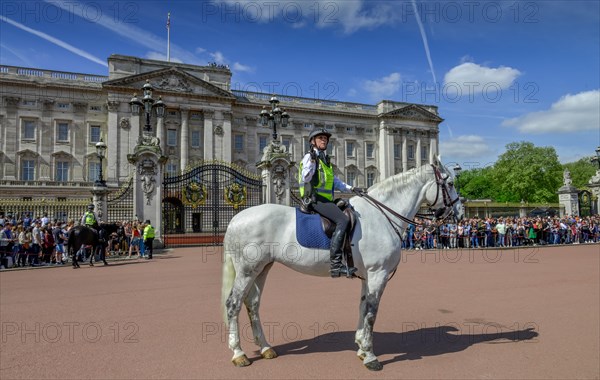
[440,135,491,159]
[444,62,521,90]
[210,51,226,64]
[362,72,401,100]
[232,62,254,73]
[217,0,397,34]
[502,90,600,134]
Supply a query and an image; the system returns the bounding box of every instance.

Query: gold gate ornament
[224,183,247,210]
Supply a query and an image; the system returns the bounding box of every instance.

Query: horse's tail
[221,250,236,326]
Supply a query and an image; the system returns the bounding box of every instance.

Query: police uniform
[143,220,155,259]
[299,128,357,278]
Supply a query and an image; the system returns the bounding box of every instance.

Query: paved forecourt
[1,244,598,379]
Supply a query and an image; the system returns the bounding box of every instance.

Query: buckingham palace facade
[0,54,442,200]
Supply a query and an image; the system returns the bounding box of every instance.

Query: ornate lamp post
[591,146,600,169]
[95,138,107,187]
[260,95,289,140]
[129,80,165,136]
[453,163,462,194]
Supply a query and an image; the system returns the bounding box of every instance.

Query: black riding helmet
[308,128,331,142]
[88,204,95,210]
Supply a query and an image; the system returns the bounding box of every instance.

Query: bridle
[426,164,460,218]
[355,164,460,238]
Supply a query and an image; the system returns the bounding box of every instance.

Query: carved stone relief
[137,158,157,205]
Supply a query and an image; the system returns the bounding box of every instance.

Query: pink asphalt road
[1,244,599,379]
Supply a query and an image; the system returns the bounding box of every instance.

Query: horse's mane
[368,164,432,196]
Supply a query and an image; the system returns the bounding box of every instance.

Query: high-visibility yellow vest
[84,212,96,226]
[143,225,155,239]
[299,156,334,201]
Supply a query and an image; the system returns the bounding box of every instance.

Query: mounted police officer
[81,204,99,230]
[299,128,358,278]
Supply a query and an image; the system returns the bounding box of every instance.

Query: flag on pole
[167,12,171,29]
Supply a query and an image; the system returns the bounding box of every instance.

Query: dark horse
[67,223,119,268]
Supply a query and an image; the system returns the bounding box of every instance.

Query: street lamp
[129,80,166,135]
[95,138,107,187]
[260,95,290,140]
[592,146,600,169]
[453,163,462,194]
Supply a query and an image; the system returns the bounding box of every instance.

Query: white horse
[221,162,463,371]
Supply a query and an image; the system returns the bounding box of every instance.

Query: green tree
[563,157,597,189]
[492,142,563,203]
[456,167,496,200]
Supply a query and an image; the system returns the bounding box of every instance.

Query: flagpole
[167,12,171,62]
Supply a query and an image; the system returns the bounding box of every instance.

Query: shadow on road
[276,325,539,365]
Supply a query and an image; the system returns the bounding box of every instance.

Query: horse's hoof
[261,347,278,359]
[232,354,251,367]
[364,359,383,371]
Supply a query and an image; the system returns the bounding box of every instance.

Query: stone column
[429,133,437,164]
[106,101,120,183]
[416,135,422,168]
[256,141,294,205]
[377,121,390,178]
[180,108,189,172]
[203,110,214,160]
[402,131,408,172]
[222,112,232,163]
[91,185,109,223]
[156,116,165,155]
[128,141,167,247]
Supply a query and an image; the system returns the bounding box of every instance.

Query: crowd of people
[402,214,600,250]
[1,212,599,270]
[0,213,152,269]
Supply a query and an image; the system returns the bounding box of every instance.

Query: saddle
[299,199,357,269]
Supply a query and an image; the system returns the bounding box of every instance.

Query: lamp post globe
[129,80,166,135]
[260,95,290,141]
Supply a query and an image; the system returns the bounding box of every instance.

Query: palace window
[167,129,177,146]
[421,145,428,160]
[346,170,356,186]
[57,122,69,142]
[56,161,69,182]
[346,141,355,158]
[166,162,178,177]
[22,120,36,140]
[90,125,101,143]
[57,103,70,109]
[259,135,268,153]
[304,123,313,129]
[88,162,101,182]
[281,137,291,153]
[21,160,35,181]
[234,134,244,152]
[394,143,400,159]
[366,143,374,159]
[191,130,201,148]
[367,171,375,187]
[408,145,414,160]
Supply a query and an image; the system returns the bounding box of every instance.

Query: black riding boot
[329,229,357,278]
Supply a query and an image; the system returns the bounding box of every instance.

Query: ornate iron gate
[106,177,134,222]
[162,162,263,247]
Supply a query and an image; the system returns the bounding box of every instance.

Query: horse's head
[423,163,463,222]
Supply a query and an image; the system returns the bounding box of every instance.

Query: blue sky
[1,0,599,169]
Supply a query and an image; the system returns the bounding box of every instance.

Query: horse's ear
[435,154,442,167]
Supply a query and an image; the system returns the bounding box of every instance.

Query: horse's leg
[355,280,369,361]
[243,262,277,359]
[226,272,261,367]
[355,273,388,371]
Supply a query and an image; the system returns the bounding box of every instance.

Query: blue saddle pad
[295,208,330,249]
